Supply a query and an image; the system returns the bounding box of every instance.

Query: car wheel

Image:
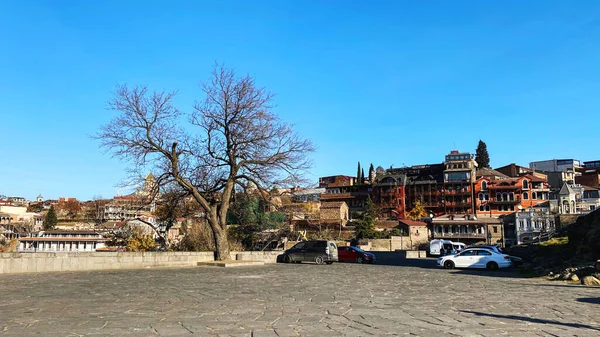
[356,257,364,264]
[325,261,333,265]
[444,260,455,269]
[284,255,292,263]
[487,262,499,271]
[315,255,325,265]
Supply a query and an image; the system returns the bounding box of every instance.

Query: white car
[437,248,512,270]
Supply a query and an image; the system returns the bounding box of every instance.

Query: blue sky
[1,1,600,201]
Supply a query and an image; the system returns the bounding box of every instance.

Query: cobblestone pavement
[1,257,600,337]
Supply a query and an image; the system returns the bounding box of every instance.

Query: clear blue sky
[1,1,600,201]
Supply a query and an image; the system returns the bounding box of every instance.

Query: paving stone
[1,259,600,336]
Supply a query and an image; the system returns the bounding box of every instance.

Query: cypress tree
[44,205,58,230]
[475,140,490,168]
[356,162,361,185]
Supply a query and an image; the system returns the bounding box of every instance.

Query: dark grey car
[282,240,338,265]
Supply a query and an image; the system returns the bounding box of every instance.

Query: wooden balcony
[490,197,521,204]
[433,232,486,239]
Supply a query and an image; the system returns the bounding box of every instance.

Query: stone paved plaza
[1,257,599,337]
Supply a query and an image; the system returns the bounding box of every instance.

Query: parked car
[337,246,376,264]
[281,240,338,265]
[437,248,512,270]
[467,244,504,254]
[467,245,522,267]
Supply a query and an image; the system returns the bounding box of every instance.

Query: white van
[429,240,466,256]
[429,239,453,256]
[452,242,466,253]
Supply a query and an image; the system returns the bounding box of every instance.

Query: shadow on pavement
[577,297,600,304]
[460,310,600,331]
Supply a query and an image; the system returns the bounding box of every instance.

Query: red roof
[399,219,427,227]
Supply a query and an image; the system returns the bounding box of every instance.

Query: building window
[532,192,537,200]
[478,193,484,201]
[523,192,529,200]
[482,181,488,190]
[523,180,529,189]
[485,205,490,211]
[493,226,498,233]
[519,220,524,229]
[479,205,485,212]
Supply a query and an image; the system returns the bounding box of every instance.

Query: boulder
[582,276,600,287]
[570,274,580,282]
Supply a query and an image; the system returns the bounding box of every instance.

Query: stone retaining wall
[0,252,215,274]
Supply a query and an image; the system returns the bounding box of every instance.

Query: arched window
[523,192,529,200]
[479,205,485,211]
[509,192,514,201]
[523,180,529,189]
[485,205,490,211]
[503,192,508,201]
[482,181,488,190]
[532,192,537,200]
[478,193,484,201]
[484,193,489,201]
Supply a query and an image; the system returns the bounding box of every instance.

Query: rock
[582,276,600,287]
[570,274,580,282]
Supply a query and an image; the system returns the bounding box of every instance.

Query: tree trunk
[213,225,231,261]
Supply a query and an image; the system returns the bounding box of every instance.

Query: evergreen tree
[355,196,377,240]
[475,140,490,168]
[368,163,375,184]
[44,205,58,230]
[361,168,365,184]
[356,162,361,185]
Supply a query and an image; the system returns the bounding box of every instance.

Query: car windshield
[351,246,365,253]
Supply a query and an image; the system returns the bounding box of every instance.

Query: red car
[337,246,376,264]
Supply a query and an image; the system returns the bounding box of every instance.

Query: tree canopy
[97,64,314,260]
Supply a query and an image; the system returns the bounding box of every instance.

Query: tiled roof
[399,219,427,227]
[476,167,509,178]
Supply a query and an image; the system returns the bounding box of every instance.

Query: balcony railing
[445,190,472,196]
[489,185,519,190]
[433,232,486,238]
[444,202,472,207]
[490,197,521,204]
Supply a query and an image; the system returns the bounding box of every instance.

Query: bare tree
[96,64,314,260]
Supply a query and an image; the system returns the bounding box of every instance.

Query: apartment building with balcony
[442,151,477,215]
[430,215,503,245]
[475,173,551,216]
[318,175,371,215]
[503,207,557,245]
[374,164,446,219]
[372,172,406,219]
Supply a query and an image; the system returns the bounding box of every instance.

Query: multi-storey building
[475,173,551,216]
[550,183,600,214]
[530,158,582,173]
[372,171,406,219]
[442,151,477,215]
[503,207,557,245]
[373,164,445,219]
[576,160,600,188]
[430,215,503,246]
[319,175,371,215]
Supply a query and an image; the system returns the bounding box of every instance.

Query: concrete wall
[0,251,214,274]
[233,251,281,263]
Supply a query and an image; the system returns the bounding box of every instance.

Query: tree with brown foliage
[96,64,314,260]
